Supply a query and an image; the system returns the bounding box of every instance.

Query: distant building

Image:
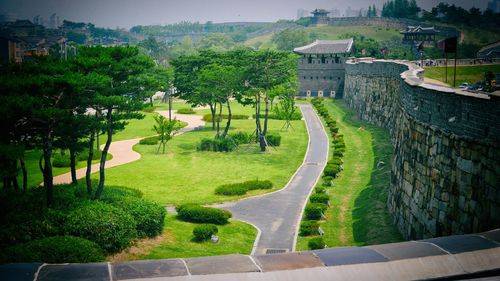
[310,9,330,26]
[477,41,500,59]
[487,0,500,13]
[401,26,438,45]
[297,9,309,19]
[329,8,341,18]
[49,13,59,29]
[293,39,354,98]
[0,36,25,64]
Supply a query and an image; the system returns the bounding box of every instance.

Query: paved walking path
[53,110,204,185]
[214,104,329,255]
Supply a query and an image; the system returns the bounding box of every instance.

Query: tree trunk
[95,109,113,199]
[209,103,216,130]
[222,99,232,138]
[43,135,54,207]
[263,92,270,135]
[149,96,153,107]
[86,128,95,196]
[12,176,19,191]
[69,146,77,184]
[216,101,223,138]
[19,155,27,192]
[38,154,44,174]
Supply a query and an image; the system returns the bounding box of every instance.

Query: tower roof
[293,39,354,55]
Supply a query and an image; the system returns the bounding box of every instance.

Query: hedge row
[202,114,249,122]
[52,148,103,168]
[176,204,232,225]
[139,136,160,145]
[197,131,256,152]
[177,108,196,114]
[215,180,273,196]
[252,110,302,121]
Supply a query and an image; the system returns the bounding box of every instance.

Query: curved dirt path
[53,110,204,185]
[214,104,329,255]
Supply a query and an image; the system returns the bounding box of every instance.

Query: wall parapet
[343,58,500,239]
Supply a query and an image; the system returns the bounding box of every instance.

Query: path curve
[53,110,204,185]
[214,104,329,255]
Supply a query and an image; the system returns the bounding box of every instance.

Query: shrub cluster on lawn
[299,220,320,236]
[139,136,160,145]
[177,108,196,114]
[202,114,249,122]
[0,183,165,263]
[215,179,273,196]
[266,132,282,147]
[192,224,218,242]
[176,204,232,225]
[142,105,155,113]
[308,237,326,250]
[198,131,254,152]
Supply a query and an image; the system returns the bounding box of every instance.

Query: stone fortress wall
[343,59,500,239]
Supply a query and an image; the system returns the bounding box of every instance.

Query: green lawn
[424,64,500,87]
[96,117,307,206]
[296,99,402,250]
[110,213,256,261]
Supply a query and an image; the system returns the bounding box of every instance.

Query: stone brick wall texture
[343,59,500,240]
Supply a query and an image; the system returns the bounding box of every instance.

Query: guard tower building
[310,9,330,26]
[293,38,353,98]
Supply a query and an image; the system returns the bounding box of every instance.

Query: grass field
[96,116,307,205]
[110,214,257,261]
[296,100,402,250]
[424,64,500,87]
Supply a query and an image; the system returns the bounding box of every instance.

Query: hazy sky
[0,0,491,29]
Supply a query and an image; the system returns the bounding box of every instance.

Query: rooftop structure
[401,26,438,43]
[294,39,354,98]
[293,39,354,55]
[310,9,330,26]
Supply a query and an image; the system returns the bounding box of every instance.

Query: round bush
[1,236,104,263]
[142,106,155,113]
[324,164,341,178]
[304,203,327,220]
[64,201,137,253]
[315,186,326,194]
[322,176,334,187]
[52,154,71,168]
[215,184,247,196]
[230,131,253,145]
[299,221,319,236]
[177,108,196,114]
[112,197,166,238]
[333,150,344,157]
[192,224,218,241]
[266,133,281,147]
[139,136,159,145]
[176,204,232,225]
[308,237,326,250]
[310,193,330,205]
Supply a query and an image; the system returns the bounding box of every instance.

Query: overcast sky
[0,0,491,29]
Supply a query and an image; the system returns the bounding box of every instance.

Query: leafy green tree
[153,115,179,153]
[197,33,236,51]
[273,82,299,130]
[272,29,311,51]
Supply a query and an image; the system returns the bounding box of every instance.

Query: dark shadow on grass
[332,100,403,245]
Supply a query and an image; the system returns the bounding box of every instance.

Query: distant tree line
[381,0,421,19]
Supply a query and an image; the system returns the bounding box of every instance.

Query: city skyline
[0,0,492,29]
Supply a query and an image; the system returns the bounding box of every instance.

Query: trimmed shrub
[1,236,104,263]
[333,150,344,157]
[52,154,71,168]
[315,186,326,194]
[266,133,281,147]
[308,237,326,250]
[299,220,320,236]
[322,176,334,187]
[215,184,247,196]
[198,137,237,152]
[139,136,159,145]
[192,224,218,241]
[324,164,342,178]
[177,108,196,114]
[304,203,327,220]
[202,114,248,122]
[328,158,343,166]
[142,106,155,113]
[64,201,137,253]
[112,197,166,238]
[310,193,330,205]
[252,111,302,120]
[176,204,232,225]
[215,180,273,196]
[330,127,339,134]
[230,131,253,145]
